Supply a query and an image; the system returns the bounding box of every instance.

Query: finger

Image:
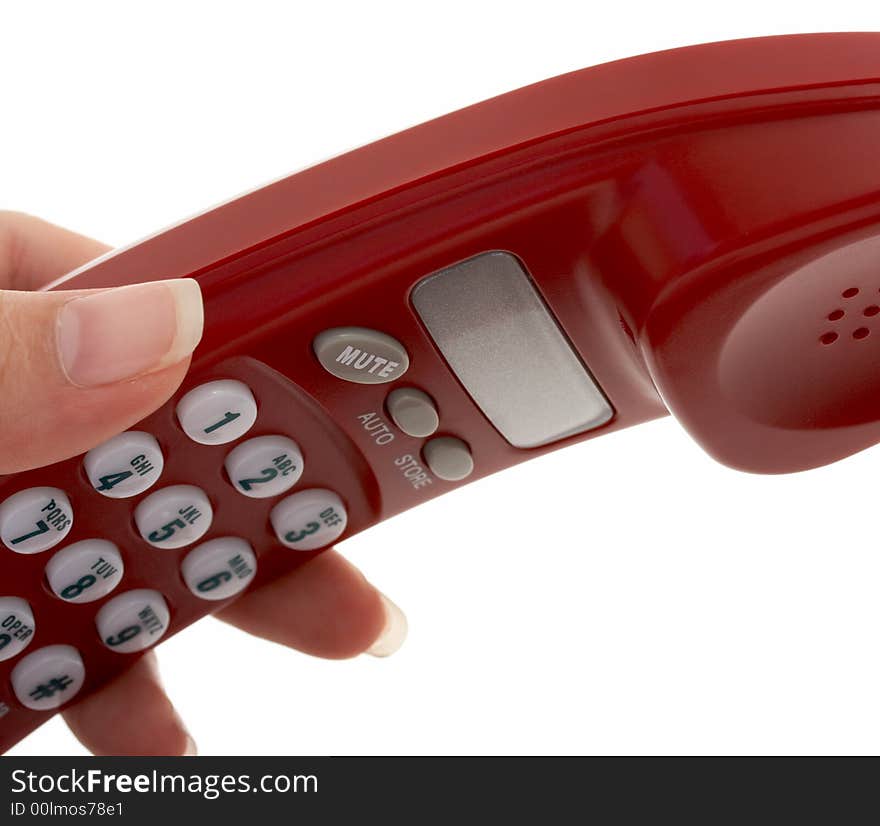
[217,549,408,659]
[0,279,203,472]
[0,211,109,291]
[62,652,194,756]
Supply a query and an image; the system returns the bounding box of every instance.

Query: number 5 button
[224,435,304,498]
[270,488,348,551]
[84,431,164,498]
[176,379,257,445]
[134,485,213,549]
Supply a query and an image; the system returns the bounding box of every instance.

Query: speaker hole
[828,309,845,321]
[865,306,880,317]
[820,332,838,345]
[854,327,870,340]
[843,287,860,298]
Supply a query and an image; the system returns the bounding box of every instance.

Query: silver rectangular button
[411,251,613,448]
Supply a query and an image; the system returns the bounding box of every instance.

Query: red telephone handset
[1,33,879,752]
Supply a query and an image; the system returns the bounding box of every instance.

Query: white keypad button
[0,597,35,663]
[181,537,257,601]
[270,488,348,551]
[96,589,170,654]
[11,645,85,711]
[45,540,125,604]
[176,379,258,445]
[134,485,213,549]
[83,431,164,499]
[0,487,73,554]
[224,435,304,499]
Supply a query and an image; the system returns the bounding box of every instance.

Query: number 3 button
[134,485,213,549]
[224,435,304,498]
[270,488,348,551]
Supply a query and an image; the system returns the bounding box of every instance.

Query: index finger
[0,211,110,291]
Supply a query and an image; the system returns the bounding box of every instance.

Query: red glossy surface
[2,33,880,751]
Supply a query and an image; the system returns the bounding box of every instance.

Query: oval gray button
[386,387,439,437]
[313,327,409,385]
[422,436,473,481]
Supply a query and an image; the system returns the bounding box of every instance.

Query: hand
[0,212,407,755]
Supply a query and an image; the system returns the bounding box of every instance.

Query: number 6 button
[0,487,73,554]
[134,485,213,549]
[176,379,257,445]
[270,488,348,551]
[181,537,257,600]
[224,435,304,498]
[96,589,170,653]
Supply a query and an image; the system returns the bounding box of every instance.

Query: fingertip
[63,653,193,756]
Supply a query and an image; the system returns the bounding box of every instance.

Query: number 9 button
[181,537,257,601]
[270,488,348,551]
[96,589,170,653]
[224,435,304,498]
[45,539,125,604]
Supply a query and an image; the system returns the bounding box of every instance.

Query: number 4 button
[176,379,258,445]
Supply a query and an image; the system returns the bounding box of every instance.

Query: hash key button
[0,487,73,554]
[84,431,164,498]
[11,645,86,711]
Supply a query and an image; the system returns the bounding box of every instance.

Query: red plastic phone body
[2,33,880,752]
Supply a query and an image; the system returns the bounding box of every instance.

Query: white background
[3,1,880,756]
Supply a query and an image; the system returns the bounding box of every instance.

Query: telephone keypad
[84,431,164,499]
[11,645,85,710]
[176,379,258,445]
[134,485,213,549]
[0,598,35,663]
[96,589,170,654]
[270,488,348,551]
[181,537,257,601]
[0,487,73,554]
[45,539,125,604]
[224,435,304,499]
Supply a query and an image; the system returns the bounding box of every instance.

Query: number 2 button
[224,435,304,499]
[176,379,257,445]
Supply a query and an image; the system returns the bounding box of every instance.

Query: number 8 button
[134,485,213,549]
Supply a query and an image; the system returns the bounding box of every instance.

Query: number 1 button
[176,379,258,445]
